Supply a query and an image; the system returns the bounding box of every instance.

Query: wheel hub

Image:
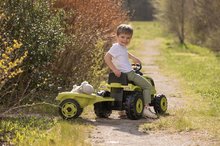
[62,102,77,117]
[67,107,72,112]
[136,98,143,113]
[161,97,167,111]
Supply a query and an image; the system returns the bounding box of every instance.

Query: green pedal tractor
[56,64,168,120]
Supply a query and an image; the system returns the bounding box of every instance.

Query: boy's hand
[113,69,121,77]
[104,53,121,77]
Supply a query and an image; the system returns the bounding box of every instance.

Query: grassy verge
[155,40,220,137]
[129,21,163,50]
[32,119,91,146]
[0,104,93,145]
[0,116,56,145]
[130,21,220,140]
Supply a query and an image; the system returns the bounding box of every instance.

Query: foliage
[152,0,220,51]
[151,0,193,44]
[125,0,154,21]
[0,117,91,146]
[158,39,220,138]
[0,1,128,144]
[0,0,66,69]
[33,120,91,146]
[188,0,220,51]
[88,40,108,88]
[0,37,27,90]
[53,0,128,87]
[0,0,67,105]
[163,40,220,104]
[0,116,56,145]
[0,104,92,145]
[0,0,128,104]
[128,21,163,51]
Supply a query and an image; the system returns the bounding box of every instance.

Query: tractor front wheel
[153,94,167,114]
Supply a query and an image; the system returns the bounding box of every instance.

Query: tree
[189,0,220,51]
[152,0,220,51]
[153,0,190,44]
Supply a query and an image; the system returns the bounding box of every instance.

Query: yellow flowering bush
[0,37,28,89]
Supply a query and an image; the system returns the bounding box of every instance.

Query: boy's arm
[104,53,121,77]
[128,52,141,64]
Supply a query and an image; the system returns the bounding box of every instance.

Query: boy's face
[116,33,132,47]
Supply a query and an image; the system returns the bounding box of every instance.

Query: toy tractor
[56,64,168,120]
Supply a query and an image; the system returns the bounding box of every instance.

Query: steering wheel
[132,63,142,72]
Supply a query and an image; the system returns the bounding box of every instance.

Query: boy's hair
[117,24,133,36]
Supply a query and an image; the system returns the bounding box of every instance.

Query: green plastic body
[56,92,114,108]
[56,76,156,108]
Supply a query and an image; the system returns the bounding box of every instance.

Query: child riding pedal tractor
[56,63,168,120]
[56,24,167,120]
[94,63,167,120]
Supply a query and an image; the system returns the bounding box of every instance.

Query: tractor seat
[108,73,135,85]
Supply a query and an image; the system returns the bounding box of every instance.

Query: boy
[104,24,157,119]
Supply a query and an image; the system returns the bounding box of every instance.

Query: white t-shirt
[108,43,132,73]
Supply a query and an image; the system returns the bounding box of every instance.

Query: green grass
[141,108,194,133]
[129,21,164,50]
[163,41,220,101]
[130,21,220,140]
[0,105,93,145]
[32,120,91,146]
[161,40,220,112]
[157,39,220,137]
[0,116,56,145]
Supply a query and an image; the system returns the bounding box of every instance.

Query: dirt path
[87,39,214,146]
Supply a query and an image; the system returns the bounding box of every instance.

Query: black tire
[94,91,112,118]
[153,94,167,114]
[58,99,83,120]
[125,92,144,120]
[94,102,112,118]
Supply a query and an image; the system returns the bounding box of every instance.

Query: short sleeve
[108,44,118,57]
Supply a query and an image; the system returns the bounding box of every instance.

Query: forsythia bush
[0,37,27,89]
[0,0,67,104]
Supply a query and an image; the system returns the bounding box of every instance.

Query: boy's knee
[142,81,152,88]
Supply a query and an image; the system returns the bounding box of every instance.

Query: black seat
[108,73,128,85]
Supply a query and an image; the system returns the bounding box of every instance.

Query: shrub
[0,0,67,105]
[0,37,27,90]
[0,0,128,106]
[53,0,128,87]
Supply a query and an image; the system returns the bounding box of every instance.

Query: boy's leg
[126,71,152,104]
[126,71,158,119]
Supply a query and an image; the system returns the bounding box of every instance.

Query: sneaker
[118,111,127,119]
[143,107,158,119]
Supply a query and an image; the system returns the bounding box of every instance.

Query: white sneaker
[143,107,158,119]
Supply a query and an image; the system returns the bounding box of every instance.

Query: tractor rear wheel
[94,102,112,118]
[94,91,112,118]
